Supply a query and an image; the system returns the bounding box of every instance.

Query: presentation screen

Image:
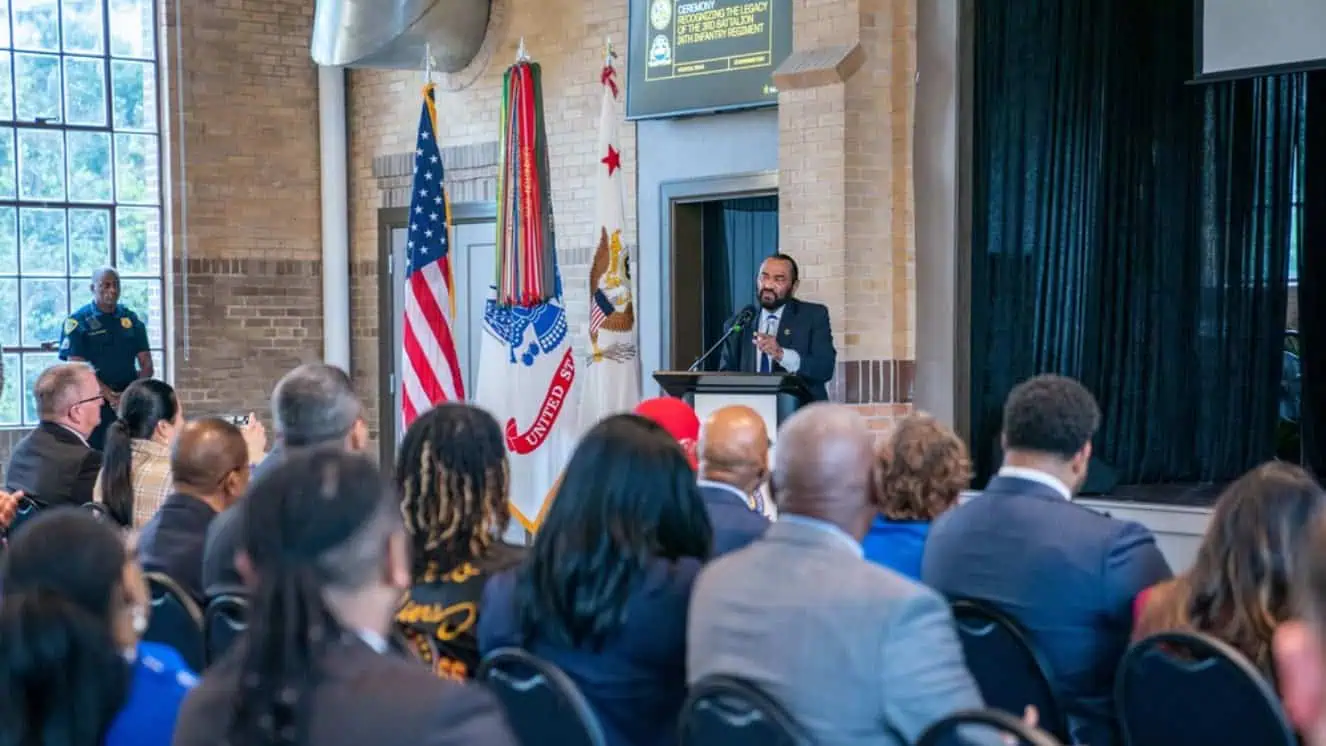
[1198,0,1326,79]
[626,0,793,120]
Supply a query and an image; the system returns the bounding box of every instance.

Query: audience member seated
[93,379,182,528]
[1134,461,1326,675]
[394,403,527,680]
[923,375,1173,746]
[202,362,367,599]
[688,403,992,746]
[635,395,700,469]
[863,414,971,581]
[480,414,712,746]
[138,418,251,606]
[172,448,516,746]
[0,508,195,746]
[696,404,772,555]
[1273,515,1326,746]
[4,362,105,515]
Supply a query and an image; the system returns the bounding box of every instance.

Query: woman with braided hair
[393,403,526,680]
[171,447,515,746]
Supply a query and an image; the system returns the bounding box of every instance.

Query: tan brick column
[775,0,917,433]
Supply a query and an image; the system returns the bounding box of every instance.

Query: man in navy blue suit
[696,405,772,556]
[718,254,837,401]
[922,374,1173,746]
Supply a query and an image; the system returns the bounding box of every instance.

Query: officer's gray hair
[270,363,361,447]
[91,267,119,284]
[34,362,96,419]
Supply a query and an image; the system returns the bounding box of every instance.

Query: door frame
[376,201,497,465]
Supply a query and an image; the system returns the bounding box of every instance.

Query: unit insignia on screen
[627,0,792,119]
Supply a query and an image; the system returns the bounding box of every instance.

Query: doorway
[376,203,497,461]
[660,172,779,370]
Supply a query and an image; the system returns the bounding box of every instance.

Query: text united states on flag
[401,84,465,427]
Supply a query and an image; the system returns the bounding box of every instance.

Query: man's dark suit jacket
[698,482,769,557]
[4,421,101,509]
[717,298,837,401]
[138,492,219,607]
[921,474,1174,746]
[201,448,283,600]
[172,634,517,746]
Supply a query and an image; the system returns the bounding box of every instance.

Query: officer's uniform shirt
[58,302,149,392]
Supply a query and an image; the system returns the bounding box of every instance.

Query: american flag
[589,288,614,339]
[401,84,464,427]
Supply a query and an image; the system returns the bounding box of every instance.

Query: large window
[0,0,163,428]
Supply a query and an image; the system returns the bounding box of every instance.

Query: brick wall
[1,0,324,466]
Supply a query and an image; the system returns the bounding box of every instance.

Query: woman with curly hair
[862,414,972,580]
[1134,461,1326,674]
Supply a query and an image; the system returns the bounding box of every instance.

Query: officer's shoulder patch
[63,318,77,334]
[120,317,132,329]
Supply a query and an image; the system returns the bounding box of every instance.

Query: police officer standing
[58,267,154,450]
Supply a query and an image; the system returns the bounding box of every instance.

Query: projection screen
[1198,0,1326,79]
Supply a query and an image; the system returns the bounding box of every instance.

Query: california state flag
[474,57,578,535]
[578,56,640,430]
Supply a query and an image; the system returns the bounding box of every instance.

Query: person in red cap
[633,397,699,470]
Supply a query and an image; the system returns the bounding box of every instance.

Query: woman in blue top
[0,508,195,746]
[862,414,972,581]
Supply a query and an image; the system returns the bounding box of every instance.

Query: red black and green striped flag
[495,60,558,308]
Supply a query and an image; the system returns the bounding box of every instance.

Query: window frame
[0,0,168,430]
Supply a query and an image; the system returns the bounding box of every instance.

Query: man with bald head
[688,403,991,746]
[59,267,154,450]
[697,405,772,556]
[139,417,251,605]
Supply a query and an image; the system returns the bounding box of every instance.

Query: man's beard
[758,290,785,311]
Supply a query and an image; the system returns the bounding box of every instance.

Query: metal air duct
[311,0,492,72]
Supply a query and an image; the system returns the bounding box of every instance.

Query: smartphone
[227,413,251,427]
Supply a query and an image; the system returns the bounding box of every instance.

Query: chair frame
[143,571,205,668]
[477,647,607,746]
[916,707,1063,746]
[1114,630,1297,746]
[679,674,804,746]
[203,593,248,666]
[950,598,1070,740]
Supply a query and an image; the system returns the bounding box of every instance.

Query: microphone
[688,306,756,372]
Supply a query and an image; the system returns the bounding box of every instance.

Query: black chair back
[80,501,112,523]
[917,708,1063,746]
[1115,631,1296,746]
[143,572,205,672]
[477,648,606,746]
[203,594,247,666]
[679,675,802,746]
[950,599,1070,741]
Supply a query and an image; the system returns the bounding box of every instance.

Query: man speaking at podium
[718,254,837,401]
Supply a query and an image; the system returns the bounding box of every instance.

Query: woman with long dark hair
[394,403,526,680]
[479,413,713,746]
[171,448,515,746]
[1134,461,1326,673]
[0,508,195,746]
[94,378,182,527]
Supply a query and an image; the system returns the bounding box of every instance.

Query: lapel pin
[782,328,790,336]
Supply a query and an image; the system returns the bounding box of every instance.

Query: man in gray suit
[687,403,993,746]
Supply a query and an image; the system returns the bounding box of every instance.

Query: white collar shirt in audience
[778,514,864,558]
[997,465,1072,501]
[356,629,389,654]
[698,478,778,520]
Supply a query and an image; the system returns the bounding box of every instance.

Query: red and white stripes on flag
[402,84,465,427]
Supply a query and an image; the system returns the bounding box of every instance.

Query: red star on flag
[601,145,621,176]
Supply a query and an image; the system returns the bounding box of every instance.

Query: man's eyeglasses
[69,394,104,412]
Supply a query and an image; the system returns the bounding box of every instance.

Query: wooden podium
[651,371,814,443]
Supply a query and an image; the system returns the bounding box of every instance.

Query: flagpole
[423,42,433,83]
[516,36,529,63]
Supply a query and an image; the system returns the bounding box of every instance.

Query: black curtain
[1300,72,1326,477]
[971,0,1302,485]
[700,196,778,367]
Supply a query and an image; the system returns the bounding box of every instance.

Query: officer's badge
[120,317,132,329]
[63,318,77,334]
